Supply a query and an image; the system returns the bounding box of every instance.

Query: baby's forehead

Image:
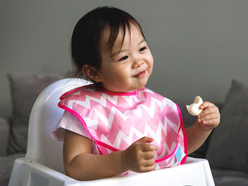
[101,24,143,50]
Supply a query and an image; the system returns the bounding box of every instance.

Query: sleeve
[51,110,93,142]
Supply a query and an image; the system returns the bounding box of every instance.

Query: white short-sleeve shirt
[52,111,98,154]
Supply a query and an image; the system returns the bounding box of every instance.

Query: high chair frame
[9,78,215,186]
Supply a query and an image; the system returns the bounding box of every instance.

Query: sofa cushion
[0,118,10,156]
[0,153,25,186]
[212,169,248,186]
[7,73,67,154]
[206,80,248,172]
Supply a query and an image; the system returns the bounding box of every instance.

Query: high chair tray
[9,157,215,186]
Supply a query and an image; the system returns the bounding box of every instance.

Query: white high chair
[9,78,215,186]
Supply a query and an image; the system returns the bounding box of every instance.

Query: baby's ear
[82,65,101,82]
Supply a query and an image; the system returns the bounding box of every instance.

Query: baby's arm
[63,130,158,181]
[186,101,220,154]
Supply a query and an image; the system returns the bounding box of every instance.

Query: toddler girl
[52,6,220,181]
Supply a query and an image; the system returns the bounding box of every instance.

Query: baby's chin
[133,81,149,90]
[101,79,149,93]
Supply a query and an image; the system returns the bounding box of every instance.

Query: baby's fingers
[142,159,157,171]
[199,101,215,110]
[197,102,220,130]
[198,117,219,125]
[199,102,219,118]
[142,150,156,160]
[198,109,219,121]
[138,151,157,172]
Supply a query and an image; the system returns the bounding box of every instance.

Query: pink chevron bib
[59,84,188,172]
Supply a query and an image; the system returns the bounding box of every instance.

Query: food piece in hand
[186,96,203,116]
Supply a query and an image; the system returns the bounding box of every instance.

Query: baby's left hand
[197,102,220,131]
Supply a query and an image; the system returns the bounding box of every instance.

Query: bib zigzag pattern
[59,84,188,171]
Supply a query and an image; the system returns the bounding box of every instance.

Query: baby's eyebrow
[138,38,146,45]
[111,38,146,58]
[111,48,128,58]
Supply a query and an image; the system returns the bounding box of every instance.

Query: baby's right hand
[121,137,158,173]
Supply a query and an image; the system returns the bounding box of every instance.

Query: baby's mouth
[134,70,146,78]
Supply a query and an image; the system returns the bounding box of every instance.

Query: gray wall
[1,0,248,117]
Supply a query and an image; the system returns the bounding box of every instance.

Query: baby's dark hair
[71,6,145,81]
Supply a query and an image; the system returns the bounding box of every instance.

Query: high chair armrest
[9,158,78,186]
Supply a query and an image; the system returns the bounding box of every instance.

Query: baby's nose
[133,58,144,68]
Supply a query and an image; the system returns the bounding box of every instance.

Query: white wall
[1,0,248,117]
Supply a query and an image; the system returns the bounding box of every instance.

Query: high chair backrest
[25,78,91,173]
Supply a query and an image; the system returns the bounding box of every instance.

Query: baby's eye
[139,47,147,52]
[118,56,128,61]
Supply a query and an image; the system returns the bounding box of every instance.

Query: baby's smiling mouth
[134,70,146,78]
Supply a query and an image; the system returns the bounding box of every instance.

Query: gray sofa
[1,73,248,186]
[0,73,67,186]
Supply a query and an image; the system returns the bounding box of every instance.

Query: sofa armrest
[0,117,10,156]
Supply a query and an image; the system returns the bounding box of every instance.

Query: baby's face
[97,25,154,93]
